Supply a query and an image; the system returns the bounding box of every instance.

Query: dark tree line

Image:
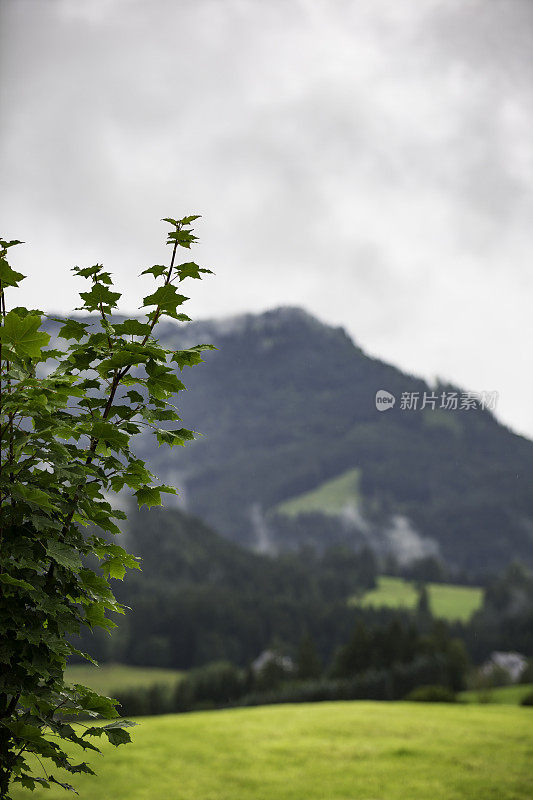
[73,510,533,676]
[113,616,469,717]
[72,507,380,669]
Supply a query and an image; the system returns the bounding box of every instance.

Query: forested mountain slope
[44,307,533,575]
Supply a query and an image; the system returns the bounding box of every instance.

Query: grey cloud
[0,0,532,437]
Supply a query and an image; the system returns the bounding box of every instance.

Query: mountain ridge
[43,306,533,575]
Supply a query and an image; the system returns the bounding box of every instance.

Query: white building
[252,649,295,674]
[481,651,527,683]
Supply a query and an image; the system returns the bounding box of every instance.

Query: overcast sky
[1,0,532,437]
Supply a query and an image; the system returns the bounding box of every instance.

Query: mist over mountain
[45,307,533,576]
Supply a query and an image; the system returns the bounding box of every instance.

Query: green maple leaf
[57,318,90,341]
[46,541,82,572]
[134,486,162,509]
[145,361,185,399]
[140,264,167,279]
[142,284,188,319]
[90,420,129,450]
[175,262,213,280]
[156,427,195,447]
[113,319,151,335]
[0,256,25,287]
[0,311,50,358]
[78,283,121,312]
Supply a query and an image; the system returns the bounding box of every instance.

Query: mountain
[44,307,533,575]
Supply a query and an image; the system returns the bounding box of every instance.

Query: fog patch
[340,501,371,533]
[250,503,276,554]
[382,514,439,565]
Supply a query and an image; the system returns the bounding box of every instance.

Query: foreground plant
[0,216,214,797]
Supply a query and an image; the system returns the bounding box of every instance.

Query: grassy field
[353,576,483,622]
[275,467,360,517]
[64,663,183,696]
[460,683,533,705]
[11,701,532,800]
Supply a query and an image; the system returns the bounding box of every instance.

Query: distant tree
[445,639,469,692]
[356,546,378,590]
[405,685,456,703]
[416,583,432,618]
[520,658,533,685]
[254,658,289,692]
[331,620,371,678]
[406,556,447,584]
[296,632,322,680]
[382,618,407,667]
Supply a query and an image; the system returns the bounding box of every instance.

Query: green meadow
[12,701,532,800]
[460,683,533,705]
[353,576,483,622]
[64,664,183,697]
[275,468,361,517]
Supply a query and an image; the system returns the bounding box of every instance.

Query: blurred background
[2,6,533,798]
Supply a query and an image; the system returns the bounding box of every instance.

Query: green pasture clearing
[275,467,360,517]
[12,701,532,800]
[353,576,483,622]
[460,683,533,705]
[64,663,183,696]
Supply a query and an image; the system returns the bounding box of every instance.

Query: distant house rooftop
[481,651,527,682]
[252,649,295,673]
